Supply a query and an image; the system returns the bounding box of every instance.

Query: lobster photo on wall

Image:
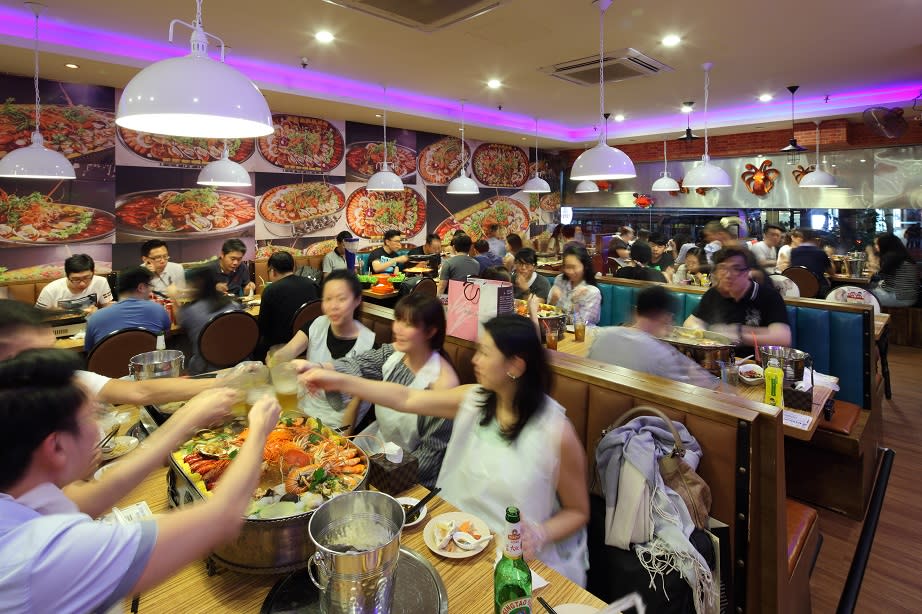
[741,159,781,196]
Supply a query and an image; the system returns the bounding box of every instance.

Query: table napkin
[796,368,839,392]
[493,547,549,589]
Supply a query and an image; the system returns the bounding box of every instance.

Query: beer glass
[271,362,300,415]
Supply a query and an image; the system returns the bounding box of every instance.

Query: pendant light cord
[815,122,821,168]
[459,102,466,170]
[662,140,668,173]
[382,87,388,169]
[533,119,540,178]
[195,0,203,27]
[597,4,605,145]
[702,65,711,159]
[32,9,40,134]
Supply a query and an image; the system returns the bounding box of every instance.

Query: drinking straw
[753,333,760,362]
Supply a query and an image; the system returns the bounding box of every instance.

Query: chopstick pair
[537,596,559,613]
[405,487,441,522]
[96,424,120,450]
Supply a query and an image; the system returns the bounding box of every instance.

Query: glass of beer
[574,319,587,342]
[270,362,300,415]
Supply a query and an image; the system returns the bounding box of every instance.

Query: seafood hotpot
[658,327,734,376]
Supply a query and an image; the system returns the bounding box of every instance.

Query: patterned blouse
[551,275,602,325]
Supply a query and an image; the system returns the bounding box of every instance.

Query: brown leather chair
[85,327,158,379]
[782,266,821,298]
[198,311,259,369]
[408,277,437,297]
[290,299,323,337]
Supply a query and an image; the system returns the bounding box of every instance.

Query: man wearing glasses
[512,248,551,300]
[369,229,410,274]
[35,254,113,313]
[141,240,186,296]
[684,246,791,356]
[83,267,171,351]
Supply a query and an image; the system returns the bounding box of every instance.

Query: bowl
[396,496,428,528]
[738,364,764,386]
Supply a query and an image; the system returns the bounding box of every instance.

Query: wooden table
[830,274,872,286]
[362,288,400,300]
[554,330,835,440]
[874,313,889,341]
[117,472,606,613]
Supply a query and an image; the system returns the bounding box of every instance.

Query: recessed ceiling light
[64,63,79,69]
[315,31,334,44]
[375,113,382,118]
[680,104,693,113]
[614,114,625,122]
[831,164,837,167]
[661,34,681,47]
[758,93,773,102]
[487,79,502,89]
[860,159,866,163]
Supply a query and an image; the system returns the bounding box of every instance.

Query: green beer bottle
[494,506,532,614]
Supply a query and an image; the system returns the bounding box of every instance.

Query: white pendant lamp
[570,0,636,182]
[366,98,404,192]
[522,119,551,194]
[575,180,599,193]
[799,121,836,188]
[197,142,251,186]
[116,0,272,139]
[683,63,731,189]
[651,141,680,191]
[447,102,479,195]
[0,3,75,180]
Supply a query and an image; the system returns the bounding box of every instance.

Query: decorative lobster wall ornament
[669,178,710,196]
[633,193,655,208]
[792,164,816,184]
[741,159,781,196]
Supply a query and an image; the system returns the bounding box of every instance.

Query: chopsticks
[537,596,559,613]
[406,487,441,522]
[96,424,120,450]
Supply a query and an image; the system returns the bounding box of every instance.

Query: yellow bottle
[763,358,784,407]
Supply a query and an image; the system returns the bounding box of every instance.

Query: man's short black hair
[335,230,352,244]
[713,246,755,268]
[452,233,472,253]
[629,241,653,265]
[425,232,441,246]
[514,247,538,266]
[64,254,95,277]
[0,300,47,356]
[267,251,295,274]
[648,232,668,246]
[473,239,490,254]
[141,239,167,257]
[635,285,675,319]
[763,224,784,235]
[117,266,153,294]
[383,229,402,243]
[222,238,247,255]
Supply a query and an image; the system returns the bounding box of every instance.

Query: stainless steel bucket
[846,251,867,277]
[308,491,404,614]
[129,350,184,380]
[758,346,813,385]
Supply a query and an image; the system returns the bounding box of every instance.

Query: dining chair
[290,299,324,337]
[824,285,881,315]
[769,274,801,298]
[85,327,158,378]
[407,276,437,298]
[782,266,821,298]
[198,310,259,369]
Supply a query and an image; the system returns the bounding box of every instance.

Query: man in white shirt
[35,254,113,313]
[322,231,352,278]
[749,224,783,272]
[142,239,186,296]
[0,348,281,613]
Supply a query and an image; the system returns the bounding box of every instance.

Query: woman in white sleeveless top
[272,270,375,428]
[302,314,589,585]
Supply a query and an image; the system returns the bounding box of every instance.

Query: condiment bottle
[763,357,785,407]
[494,506,532,614]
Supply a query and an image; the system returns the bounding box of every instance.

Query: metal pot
[660,327,734,376]
[758,346,813,385]
[129,350,184,380]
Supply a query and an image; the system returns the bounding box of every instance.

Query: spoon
[451,531,493,551]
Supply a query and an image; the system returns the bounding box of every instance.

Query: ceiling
[0,0,919,148]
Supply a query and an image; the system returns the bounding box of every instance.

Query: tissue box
[368,449,419,496]
[783,385,813,412]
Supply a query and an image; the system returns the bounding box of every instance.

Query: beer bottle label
[505,526,523,558]
[500,597,531,614]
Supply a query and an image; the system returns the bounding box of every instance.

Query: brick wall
[562,118,922,165]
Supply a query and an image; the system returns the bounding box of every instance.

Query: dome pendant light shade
[446,102,479,195]
[800,121,837,188]
[197,146,251,186]
[367,100,404,192]
[570,0,636,183]
[116,0,272,139]
[0,5,76,180]
[683,63,731,189]
[575,180,599,193]
[651,140,679,192]
[523,119,551,194]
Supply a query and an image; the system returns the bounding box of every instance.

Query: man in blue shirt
[84,266,171,350]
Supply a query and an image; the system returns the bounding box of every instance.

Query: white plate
[94,461,120,481]
[551,605,601,614]
[396,496,428,529]
[423,512,492,559]
[101,436,138,461]
[738,364,764,386]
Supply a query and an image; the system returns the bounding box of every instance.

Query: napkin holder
[783,384,813,412]
[368,448,419,496]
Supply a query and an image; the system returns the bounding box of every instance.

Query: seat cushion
[785,498,818,577]
[818,400,861,435]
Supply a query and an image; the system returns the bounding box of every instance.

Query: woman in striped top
[870,234,919,307]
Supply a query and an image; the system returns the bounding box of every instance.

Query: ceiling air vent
[321,0,507,32]
[541,48,673,86]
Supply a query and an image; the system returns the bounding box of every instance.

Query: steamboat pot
[659,327,734,376]
[167,447,370,574]
[130,350,184,380]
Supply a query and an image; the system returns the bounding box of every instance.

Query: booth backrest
[548,275,876,409]
[0,280,52,304]
[357,303,789,613]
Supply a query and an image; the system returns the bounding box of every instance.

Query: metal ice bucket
[846,251,867,277]
[129,350,184,380]
[308,491,404,614]
[758,346,812,385]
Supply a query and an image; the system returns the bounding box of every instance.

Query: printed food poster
[252,114,346,175]
[0,243,112,285]
[254,173,346,240]
[470,142,529,188]
[425,185,529,242]
[345,122,417,184]
[416,130,469,186]
[0,75,116,181]
[115,166,255,243]
[342,182,427,243]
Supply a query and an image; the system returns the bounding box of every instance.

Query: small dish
[738,364,764,386]
[101,436,139,461]
[396,496,427,529]
[423,512,492,559]
[94,461,120,481]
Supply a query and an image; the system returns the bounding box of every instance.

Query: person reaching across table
[84,266,172,351]
[0,348,281,613]
[407,232,442,274]
[684,246,791,357]
[547,244,602,325]
[302,313,590,585]
[36,254,113,314]
[369,229,409,274]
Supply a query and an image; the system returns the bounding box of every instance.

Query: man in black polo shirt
[368,229,409,274]
[255,252,319,360]
[684,246,791,356]
[212,238,255,296]
[407,232,442,274]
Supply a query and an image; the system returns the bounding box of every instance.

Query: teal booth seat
[544,274,873,408]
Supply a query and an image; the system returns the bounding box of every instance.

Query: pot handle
[307,552,329,591]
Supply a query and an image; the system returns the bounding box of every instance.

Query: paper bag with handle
[445,278,514,341]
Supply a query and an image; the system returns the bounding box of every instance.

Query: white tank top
[367,350,442,451]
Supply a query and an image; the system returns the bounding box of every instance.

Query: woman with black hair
[548,244,602,324]
[301,313,589,585]
[871,233,919,307]
[178,265,242,374]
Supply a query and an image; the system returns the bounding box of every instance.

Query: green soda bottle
[494,506,532,614]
